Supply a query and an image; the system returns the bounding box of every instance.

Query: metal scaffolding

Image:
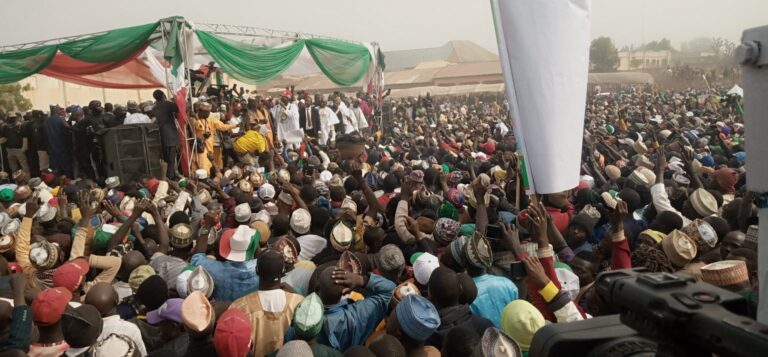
[1,20,343,53]
[194,22,334,44]
[0,32,105,53]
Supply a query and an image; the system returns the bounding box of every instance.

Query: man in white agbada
[271,92,301,148]
[347,99,369,134]
[124,100,152,125]
[318,99,339,146]
[333,96,353,135]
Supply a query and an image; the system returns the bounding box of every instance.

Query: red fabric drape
[41,58,163,89]
[39,43,162,89]
[41,43,149,75]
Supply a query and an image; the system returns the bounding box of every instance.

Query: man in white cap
[234,203,252,226]
[124,100,151,125]
[289,208,311,237]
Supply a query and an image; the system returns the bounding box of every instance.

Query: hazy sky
[1,0,766,52]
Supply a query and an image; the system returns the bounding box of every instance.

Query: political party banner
[490,0,591,194]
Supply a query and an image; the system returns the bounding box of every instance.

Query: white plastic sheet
[490,0,591,193]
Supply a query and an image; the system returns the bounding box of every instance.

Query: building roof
[434,61,502,80]
[587,72,654,84]
[242,41,653,96]
[384,41,498,70]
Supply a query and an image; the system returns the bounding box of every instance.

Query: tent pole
[181,20,198,173]
[62,81,68,106]
[159,20,174,100]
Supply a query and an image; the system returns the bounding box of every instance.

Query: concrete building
[617,50,672,71]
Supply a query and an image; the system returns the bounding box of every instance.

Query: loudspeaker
[101,124,163,183]
[381,100,392,125]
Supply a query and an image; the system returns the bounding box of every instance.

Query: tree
[642,38,676,52]
[590,37,619,72]
[711,37,736,58]
[0,83,33,112]
[680,37,714,54]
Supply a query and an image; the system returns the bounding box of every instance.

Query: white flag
[490,0,591,194]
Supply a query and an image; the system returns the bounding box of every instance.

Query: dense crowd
[0,81,757,357]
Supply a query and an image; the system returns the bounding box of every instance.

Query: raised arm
[394,181,417,245]
[193,210,218,255]
[107,199,150,252]
[472,180,489,235]
[523,256,584,323]
[331,270,395,346]
[281,180,308,211]
[609,200,631,270]
[16,200,39,274]
[350,161,381,219]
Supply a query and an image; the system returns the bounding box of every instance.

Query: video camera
[531,269,768,357]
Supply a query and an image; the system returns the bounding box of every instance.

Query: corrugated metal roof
[434,61,502,79]
[384,41,498,70]
[587,72,654,84]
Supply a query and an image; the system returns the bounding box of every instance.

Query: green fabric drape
[59,22,159,62]
[164,19,184,76]
[0,21,158,84]
[196,30,306,84]
[305,39,371,87]
[195,30,372,86]
[0,45,58,84]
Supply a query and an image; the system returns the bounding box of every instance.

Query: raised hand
[102,200,121,218]
[400,180,413,201]
[523,255,551,289]
[349,160,363,178]
[610,200,628,234]
[528,198,549,246]
[76,190,92,221]
[57,188,68,209]
[499,222,522,253]
[134,198,154,217]
[439,173,449,187]
[331,268,365,293]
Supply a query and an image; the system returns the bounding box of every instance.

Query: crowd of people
[0,79,757,357]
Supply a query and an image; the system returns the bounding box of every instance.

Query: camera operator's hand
[523,255,551,290]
